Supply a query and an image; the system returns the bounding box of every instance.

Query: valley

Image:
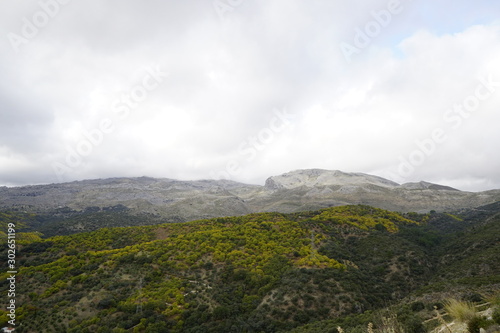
[1,201,499,332]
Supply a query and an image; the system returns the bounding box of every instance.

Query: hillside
[1,203,499,332]
[2,169,500,236]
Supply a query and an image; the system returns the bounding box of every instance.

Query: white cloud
[0,1,499,191]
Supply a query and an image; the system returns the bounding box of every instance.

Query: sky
[1,0,500,191]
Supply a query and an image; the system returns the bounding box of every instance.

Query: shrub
[410,302,425,312]
[374,314,406,333]
[467,316,493,333]
[465,293,483,303]
[97,297,116,309]
[492,307,500,325]
[401,314,425,333]
[444,299,476,323]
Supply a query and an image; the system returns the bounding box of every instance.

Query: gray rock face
[1,170,499,221]
[265,169,399,189]
[400,181,459,191]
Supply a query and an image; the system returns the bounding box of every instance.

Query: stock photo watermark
[395,74,499,180]
[7,0,72,53]
[213,0,245,22]
[210,108,294,180]
[339,0,410,64]
[5,223,17,329]
[51,65,167,182]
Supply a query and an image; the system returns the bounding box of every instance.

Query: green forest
[1,203,499,332]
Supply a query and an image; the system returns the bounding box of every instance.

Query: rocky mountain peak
[264,169,399,190]
[1,169,499,220]
[401,181,459,191]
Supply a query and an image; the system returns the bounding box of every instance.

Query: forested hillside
[1,204,499,332]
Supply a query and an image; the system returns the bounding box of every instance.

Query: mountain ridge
[1,169,499,222]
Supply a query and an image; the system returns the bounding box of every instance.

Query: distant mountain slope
[1,170,499,227]
[264,169,400,189]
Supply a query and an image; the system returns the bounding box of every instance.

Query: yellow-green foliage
[5,205,423,331]
[118,213,346,272]
[42,225,156,256]
[0,211,35,243]
[311,205,417,232]
[0,310,8,327]
[445,213,464,221]
[15,211,349,325]
[444,299,477,323]
[17,231,43,244]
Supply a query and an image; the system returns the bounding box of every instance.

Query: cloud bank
[1,0,499,191]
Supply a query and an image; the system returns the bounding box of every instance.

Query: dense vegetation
[10,205,169,237]
[1,203,499,332]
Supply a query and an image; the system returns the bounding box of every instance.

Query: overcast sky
[1,0,499,191]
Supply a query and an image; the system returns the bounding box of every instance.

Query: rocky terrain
[1,169,500,222]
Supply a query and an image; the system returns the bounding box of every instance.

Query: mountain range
[2,169,500,222]
[1,169,500,332]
